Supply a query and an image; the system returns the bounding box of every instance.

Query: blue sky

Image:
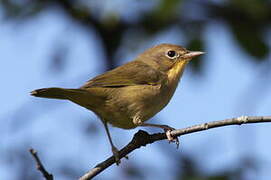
[1,8,271,180]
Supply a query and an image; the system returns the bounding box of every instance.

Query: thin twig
[29,148,54,180]
[79,115,271,180]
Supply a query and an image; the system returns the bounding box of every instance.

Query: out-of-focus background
[1,0,271,179]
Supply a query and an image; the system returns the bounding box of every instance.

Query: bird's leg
[133,117,179,148]
[102,121,121,165]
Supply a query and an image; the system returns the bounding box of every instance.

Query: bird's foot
[111,146,128,165]
[111,146,121,165]
[161,125,180,149]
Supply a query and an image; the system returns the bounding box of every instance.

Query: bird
[31,43,204,164]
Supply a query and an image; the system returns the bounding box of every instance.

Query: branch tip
[29,148,54,180]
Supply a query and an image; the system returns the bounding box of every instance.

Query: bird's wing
[81,61,166,88]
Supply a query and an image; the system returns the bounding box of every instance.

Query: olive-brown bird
[31,43,204,164]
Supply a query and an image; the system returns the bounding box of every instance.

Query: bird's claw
[112,146,121,165]
[112,146,128,165]
[163,126,180,149]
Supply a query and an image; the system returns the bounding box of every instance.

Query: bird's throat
[167,60,188,85]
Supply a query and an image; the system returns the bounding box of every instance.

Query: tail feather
[30,88,85,100]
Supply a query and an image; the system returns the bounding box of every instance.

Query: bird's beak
[182,51,205,60]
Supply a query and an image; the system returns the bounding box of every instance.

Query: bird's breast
[99,61,188,129]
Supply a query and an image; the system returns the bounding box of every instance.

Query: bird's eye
[166,50,178,59]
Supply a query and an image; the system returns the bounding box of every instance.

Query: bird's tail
[30,87,86,100]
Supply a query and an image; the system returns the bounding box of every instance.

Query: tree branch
[29,148,53,180]
[79,115,271,180]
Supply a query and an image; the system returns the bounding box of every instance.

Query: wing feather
[81,61,165,88]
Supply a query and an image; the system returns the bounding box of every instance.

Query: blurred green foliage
[1,0,270,70]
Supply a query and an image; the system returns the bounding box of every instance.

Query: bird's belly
[99,85,171,129]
